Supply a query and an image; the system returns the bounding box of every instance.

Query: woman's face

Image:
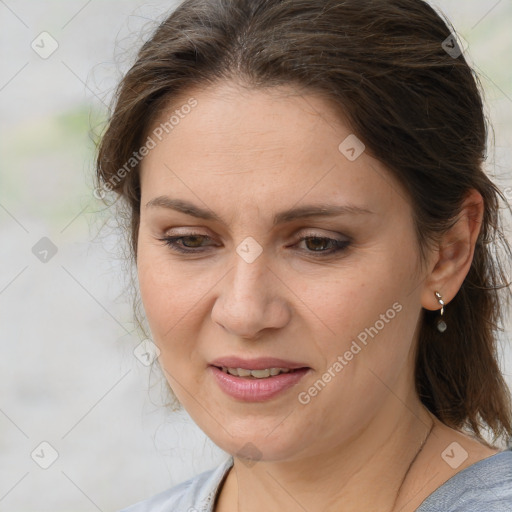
[137,81,428,462]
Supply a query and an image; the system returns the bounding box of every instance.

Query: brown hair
[96,0,512,446]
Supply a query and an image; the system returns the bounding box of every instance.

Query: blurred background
[0,1,511,510]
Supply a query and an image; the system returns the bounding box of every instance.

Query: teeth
[221,367,293,378]
[251,369,270,378]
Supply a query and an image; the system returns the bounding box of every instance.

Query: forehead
[144,80,349,162]
[139,81,408,216]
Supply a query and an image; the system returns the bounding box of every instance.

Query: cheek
[300,257,410,347]
[137,241,229,380]
[137,243,201,346]
[303,245,420,391]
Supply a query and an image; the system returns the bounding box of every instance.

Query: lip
[209,366,310,402]
[208,357,311,402]
[209,356,310,371]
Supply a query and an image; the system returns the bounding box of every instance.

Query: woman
[96,0,512,510]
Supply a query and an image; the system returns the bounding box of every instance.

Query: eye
[157,232,351,257]
[157,234,216,254]
[295,235,350,256]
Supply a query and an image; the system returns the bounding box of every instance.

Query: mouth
[208,362,311,402]
[213,366,306,379]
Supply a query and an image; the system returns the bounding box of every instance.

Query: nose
[210,250,292,340]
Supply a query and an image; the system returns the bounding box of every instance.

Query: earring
[434,291,447,333]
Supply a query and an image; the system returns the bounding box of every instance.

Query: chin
[203,422,310,464]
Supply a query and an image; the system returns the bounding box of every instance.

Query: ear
[421,189,484,311]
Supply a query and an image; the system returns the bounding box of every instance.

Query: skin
[136,81,497,512]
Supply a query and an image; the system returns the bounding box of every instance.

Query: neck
[217,397,435,512]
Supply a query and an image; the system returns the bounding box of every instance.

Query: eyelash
[157,233,350,257]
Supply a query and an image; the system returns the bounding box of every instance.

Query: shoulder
[416,449,512,512]
[118,457,234,512]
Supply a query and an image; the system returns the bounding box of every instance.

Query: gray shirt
[120,449,512,511]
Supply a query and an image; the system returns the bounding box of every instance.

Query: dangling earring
[434,291,447,333]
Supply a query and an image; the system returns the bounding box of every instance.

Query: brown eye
[180,235,207,248]
[297,235,350,256]
[304,237,332,251]
[158,233,216,254]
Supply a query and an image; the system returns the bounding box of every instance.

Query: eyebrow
[145,196,374,226]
